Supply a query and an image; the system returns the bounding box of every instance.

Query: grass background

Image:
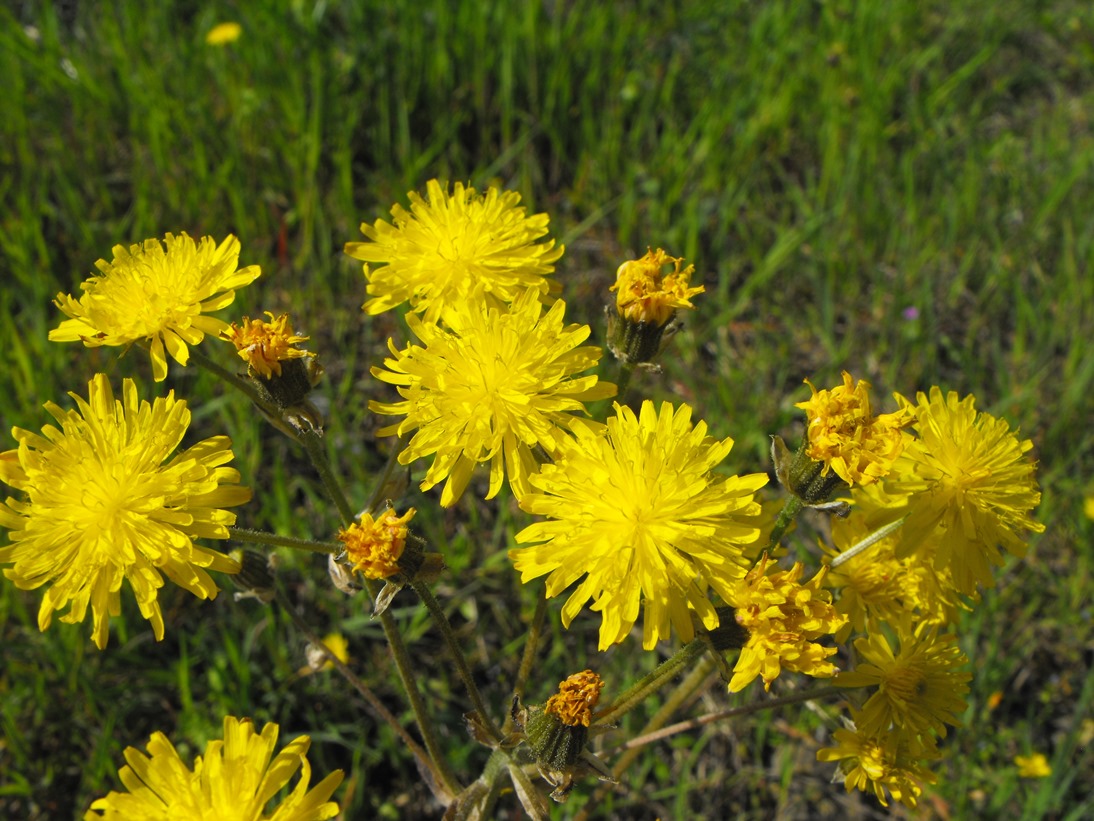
[1,0,1091,817]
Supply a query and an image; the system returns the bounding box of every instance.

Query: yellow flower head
[877,387,1046,595]
[796,371,912,487]
[1014,752,1052,778]
[205,21,242,45]
[837,619,971,738]
[370,289,615,506]
[221,312,315,379]
[611,248,704,326]
[545,670,605,728]
[726,556,847,692]
[345,179,563,322]
[0,374,251,649]
[510,400,768,650]
[824,514,966,639]
[337,507,416,579]
[817,716,939,809]
[85,716,343,820]
[50,233,261,382]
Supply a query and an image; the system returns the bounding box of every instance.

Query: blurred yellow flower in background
[206,22,242,46]
[1014,752,1052,778]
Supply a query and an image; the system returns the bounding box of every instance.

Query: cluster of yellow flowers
[0,179,1046,814]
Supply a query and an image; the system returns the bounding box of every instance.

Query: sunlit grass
[1,0,1091,817]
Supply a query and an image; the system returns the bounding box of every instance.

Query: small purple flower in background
[902,306,920,321]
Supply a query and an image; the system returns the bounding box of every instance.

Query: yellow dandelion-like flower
[337,507,416,579]
[221,312,315,379]
[370,289,615,506]
[509,400,768,650]
[345,179,563,322]
[795,371,912,487]
[817,716,939,809]
[611,248,704,326]
[1014,752,1052,778]
[726,556,847,692]
[0,374,251,649]
[85,716,343,820]
[879,387,1045,595]
[837,619,971,738]
[545,670,605,728]
[824,515,966,640]
[205,21,242,45]
[50,233,261,382]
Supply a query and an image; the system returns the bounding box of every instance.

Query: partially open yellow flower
[796,371,911,487]
[726,556,846,692]
[337,508,416,579]
[817,714,939,809]
[611,248,704,326]
[222,312,315,379]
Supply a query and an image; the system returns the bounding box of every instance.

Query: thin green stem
[613,685,844,752]
[361,576,463,796]
[615,362,636,403]
[763,495,804,553]
[504,591,549,733]
[577,655,717,821]
[411,578,503,744]
[829,516,907,568]
[364,434,409,514]
[299,428,355,526]
[228,526,339,555]
[594,638,707,727]
[274,588,456,802]
[188,347,277,414]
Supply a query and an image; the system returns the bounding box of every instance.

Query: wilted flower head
[337,507,417,580]
[510,400,768,650]
[221,312,315,379]
[50,232,261,381]
[370,289,615,506]
[545,670,605,728]
[0,374,251,649]
[85,716,343,820]
[345,179,563,322]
